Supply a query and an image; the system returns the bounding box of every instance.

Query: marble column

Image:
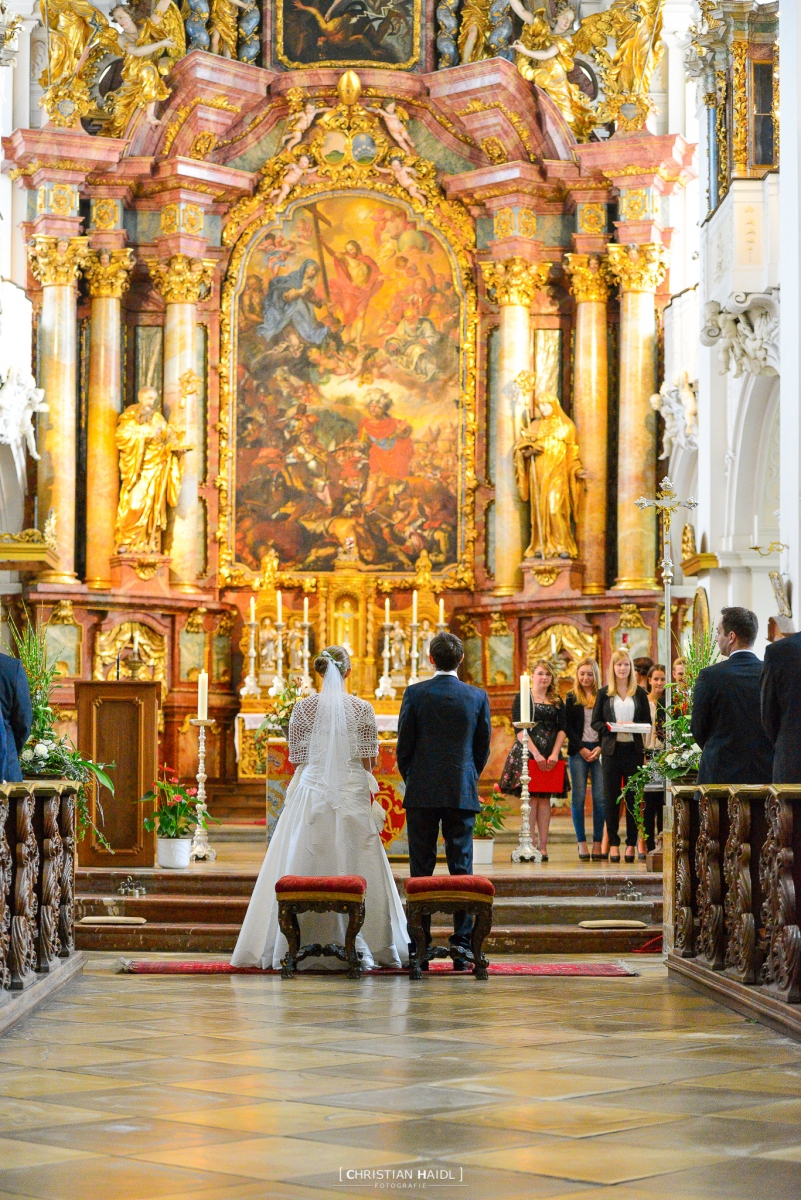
[564,252,610,595]
[149,254,214,592]
[481,258,550,595]
[607,243,668,591]
[83,249,135,590]
[27,235,90,584]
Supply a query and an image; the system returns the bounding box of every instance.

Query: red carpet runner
[120,960,638,977]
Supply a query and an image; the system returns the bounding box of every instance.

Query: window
[752,59,775,169]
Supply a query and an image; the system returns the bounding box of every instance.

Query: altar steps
[74,868,662,956]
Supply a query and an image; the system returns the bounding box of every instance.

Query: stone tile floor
[0,953,799,1199]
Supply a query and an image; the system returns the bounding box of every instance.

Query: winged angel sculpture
[507,0,665,142]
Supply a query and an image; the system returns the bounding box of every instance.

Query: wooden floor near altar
[0,953,800,1200]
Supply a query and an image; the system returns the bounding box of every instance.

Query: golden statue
[513,393,585,559]
[603,0,663,98]
[209,0,248,57]
[509,1,595,141]
[103,1,179,137]
[38,0,114,87]
[114,386,190,555]
[458,0,491,63]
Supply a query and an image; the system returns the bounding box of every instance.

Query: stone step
[75,892,661,928]
[74,922,661,956]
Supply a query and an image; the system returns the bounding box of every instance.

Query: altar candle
[249,596,255,624]
[197,669,208,721]
[385,597,390,625]
[550,633,557,657]
[412,590,418,624]
[276,590,282,624]
[303,595,309,623]
[753,515,760,546]
[132,630,139,656]
[439,597,445,625]
[519,674,531,724]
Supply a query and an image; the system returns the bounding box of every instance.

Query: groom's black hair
[430,632,463,672]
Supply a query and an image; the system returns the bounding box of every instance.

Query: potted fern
[10,614,115,851]
[473,785,508,865]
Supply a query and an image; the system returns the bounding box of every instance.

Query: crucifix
[635,477,697,717]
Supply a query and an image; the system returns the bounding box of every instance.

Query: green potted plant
[138,766,220,869]
[473,785,508,865]
[10,613,115,851]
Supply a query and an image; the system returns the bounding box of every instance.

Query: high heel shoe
[609,851,621,864]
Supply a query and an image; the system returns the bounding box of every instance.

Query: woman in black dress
[511,659,566,861]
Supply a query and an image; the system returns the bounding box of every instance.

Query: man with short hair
[760,626,801,783]
[691,607,774,785]
[396,631,492,968]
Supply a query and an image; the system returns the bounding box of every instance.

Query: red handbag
[526,758,566,794]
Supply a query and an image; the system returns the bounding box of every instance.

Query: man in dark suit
[761,628,801,783]
[691,607,773,785]
[0,650,32,782]
[396,631,491,965]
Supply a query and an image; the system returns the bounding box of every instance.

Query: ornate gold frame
[218,85,478,594]
[274,0,422,71]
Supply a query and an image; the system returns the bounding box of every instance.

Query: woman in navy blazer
[591,650,650,863]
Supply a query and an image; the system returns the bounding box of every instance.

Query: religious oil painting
[276,0,420,69]
[232,194,464,577]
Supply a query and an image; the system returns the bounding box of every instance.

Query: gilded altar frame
[274,0,423,72]
[218,171,478,596]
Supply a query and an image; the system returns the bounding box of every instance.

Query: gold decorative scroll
[731,41,748,176]
[527,623,597,675]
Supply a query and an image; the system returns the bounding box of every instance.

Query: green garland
[9,612,115,851]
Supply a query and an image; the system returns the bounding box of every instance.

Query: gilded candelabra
[189,717,216,862]
[408,619,420,686]
[269,619,285,696]
[240,618,260,698]
[375,622,395,699]
[511,721,542,864]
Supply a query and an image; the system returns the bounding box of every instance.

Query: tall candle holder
[511,721,542,863]
[301,619,312,691]
[189,717,216,862]
[408,619,420,686]
[375,621,396,699]
[240,619,260,698]
[269,620,286,696]
[128,647,144,680]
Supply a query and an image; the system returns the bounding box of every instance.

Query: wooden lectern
[75,681,160,868]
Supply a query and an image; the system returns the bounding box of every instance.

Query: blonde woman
[565,658,604,862]
[591,649,651,864]
[511,659,567,861]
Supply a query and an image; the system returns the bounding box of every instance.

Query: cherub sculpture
[367,100,416,156]
[267,154,318,207]
[376,155,427,206]
[279,92,330,152]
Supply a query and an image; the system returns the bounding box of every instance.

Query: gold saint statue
[458,0,491,63]
[104,1,179,137]
[209,0,249,57]
[38,0,114,86]
[114,386,190,555]
[514,392,585,559]
[603,0,663,98]
[509,1,595,141]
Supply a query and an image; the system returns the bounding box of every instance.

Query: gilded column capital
[27,235,89,287]
[481,258,552,307]
[149,255,215,304]
[607,243,668,295]
[563,253,611,304]
[84,248,135,299]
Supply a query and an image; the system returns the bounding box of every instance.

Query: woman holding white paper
[591,650,651,863]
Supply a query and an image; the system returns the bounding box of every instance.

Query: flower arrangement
[473,785,509,839]
[138,766,220,840]
[256,676,309,746]
[626,632,718,837]
[10,613,115,850]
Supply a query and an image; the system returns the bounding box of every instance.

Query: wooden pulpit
[75,681,160,868]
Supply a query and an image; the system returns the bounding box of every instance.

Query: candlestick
[550,633,557,657]
[519,673,531,723]
[249,596,256,624]
[133,629,140,656]
[240,615,261,698]
[268,618,285,696]
[412,590,418,624]
[385,597,390,625]
[375,622,396,699]
[438,597,445,625]
[189,717,216,862]
[197,669,208,720]
[301,614,311,691]
[511,720,542,864]
[753,515,759,547]
[276,590,282,624]
[303,596,309,623]
[408,612,420,687]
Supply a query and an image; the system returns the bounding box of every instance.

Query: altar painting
[276,0,419,69]
[234,195,462,576]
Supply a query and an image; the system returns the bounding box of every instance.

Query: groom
[396,631,492,967]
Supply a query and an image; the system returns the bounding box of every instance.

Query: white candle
[385,597,390,625]
[249,596,255,624]
[276,590,282,623]
[753,515,760,546]
[197,669,208,720]
[550,633,557,657]
[132,630,139,656]
[519,673,530,724]
[439,597,445,625]
[412,590,418,624]
[303,595,309,623]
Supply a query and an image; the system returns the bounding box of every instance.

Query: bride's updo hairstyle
[313,645,351,677]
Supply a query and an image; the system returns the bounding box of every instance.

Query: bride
[231,645,409,971]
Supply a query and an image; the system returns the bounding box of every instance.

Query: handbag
[498,738,525,795]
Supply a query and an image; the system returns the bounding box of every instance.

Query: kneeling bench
[404,875,494,981]
[275,875,367,979]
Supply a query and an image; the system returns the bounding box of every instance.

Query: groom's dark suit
[397,672,492,950]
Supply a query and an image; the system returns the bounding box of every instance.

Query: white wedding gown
[231,678,409,971]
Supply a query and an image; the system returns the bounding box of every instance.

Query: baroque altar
[0,0,694,817]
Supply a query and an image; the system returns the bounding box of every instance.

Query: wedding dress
[231,662,409,971]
